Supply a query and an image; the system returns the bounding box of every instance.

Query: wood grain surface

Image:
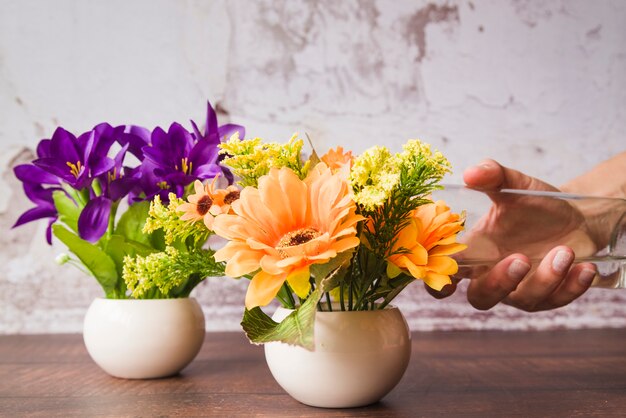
[1,329,625,417]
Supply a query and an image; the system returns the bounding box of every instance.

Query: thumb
[463,159,549,192]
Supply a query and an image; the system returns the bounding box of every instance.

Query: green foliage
[242,287,322,351]
[143,193,209,247]
[241,266,343,350]
[52,191,80,233]
[52,225,120,298]
[52,186,214,299]
[123,247,225,299]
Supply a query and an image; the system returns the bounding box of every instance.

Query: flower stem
[325,292,333,312]
[339,280,345,311]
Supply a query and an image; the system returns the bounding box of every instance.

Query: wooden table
[1,329,625,417]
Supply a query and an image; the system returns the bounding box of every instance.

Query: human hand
[427,159,598,312]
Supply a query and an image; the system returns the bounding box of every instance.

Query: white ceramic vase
[83,297,205,379]
[264,306,411,408]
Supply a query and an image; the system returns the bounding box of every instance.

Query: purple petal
[50,127,80,164]
[220,166,235,185]
[190,119,203,141]
[13,205,57,228]
[217,124,245,143]
[14,164,60,185]
[189,139,219,168]
[90,157,115,178]
[193,163,223,180]
[32,157,76,184]
[205,100,218,137]
[113,143,130,170]
[36,139,52,158]
[78,196,112,243]
[77,130,96,166]
[109,177,138,201]
[45,218,56,245]
[119,125,151,159]
[23,183,56,205]
[91,123,117,159]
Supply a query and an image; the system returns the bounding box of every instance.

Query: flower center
[66,161,83,178]
[157,181,169,190]
[107,167,119,183]
[224,190,240,204]
[278,227,321,248]
[179,158,193,175]
[196,195,213,216]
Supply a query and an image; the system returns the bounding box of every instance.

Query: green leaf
[241,287,323,351]
[52,224,119,297]
[240,266,345,350]
[310,250,353,284]
[105,234,157,277]
[52,191,80,233]
[114,201,152,245]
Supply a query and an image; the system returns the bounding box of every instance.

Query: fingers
[533,262,596,311]
[466,246,594,312]
[466,254,531,310]
[463,159,544,193]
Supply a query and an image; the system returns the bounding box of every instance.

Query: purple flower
[191,101,245,184]
[139,101,244,201]
[77,124,144,242]
[13,143,64,244]
[32,127,115,190]
[12,181,59,244]
[14,123,147,244]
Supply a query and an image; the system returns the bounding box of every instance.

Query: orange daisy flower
[387,200,467,291]
[212,163,363,309]
[178,178,240,230]
[321,146,353,174]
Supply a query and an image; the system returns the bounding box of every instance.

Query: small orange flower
[212,163,363,309]
[321,146,353,174]
[178,178,240,230]
[387,200,466,291]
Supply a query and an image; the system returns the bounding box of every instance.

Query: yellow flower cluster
[144,193,208,246]
[219,133,310,187]
[123,248,179,298]
[400,139,451,180]
[350,139,451,211]
[349,146,401,210]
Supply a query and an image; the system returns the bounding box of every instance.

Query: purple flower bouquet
[14,102,244,299]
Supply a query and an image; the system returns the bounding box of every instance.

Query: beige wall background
[1,0,625,333]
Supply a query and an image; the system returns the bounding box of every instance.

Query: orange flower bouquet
[180,134,466,349]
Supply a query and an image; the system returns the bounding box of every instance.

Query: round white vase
[264,306,411,408]
[83,297,205,379]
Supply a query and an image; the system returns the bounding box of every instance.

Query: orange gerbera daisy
[212,163,363,309]
[178,178,240,230]
[321,146,353,174]
[387,200,467,291]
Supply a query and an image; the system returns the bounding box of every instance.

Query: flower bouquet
[13,102,244,378]
[13,102,241,299]
[200,135,467,346]
[178,133,466,406]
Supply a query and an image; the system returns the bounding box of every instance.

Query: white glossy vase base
[264,306,411,408]
[83,298,205,379]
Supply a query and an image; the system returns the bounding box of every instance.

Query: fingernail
[578,268,596,286]
[552,250,574,274]
[508,259,530,281]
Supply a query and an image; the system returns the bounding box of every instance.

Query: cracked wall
[1,0,625,333]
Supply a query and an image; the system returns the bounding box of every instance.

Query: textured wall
[1,0,625,333]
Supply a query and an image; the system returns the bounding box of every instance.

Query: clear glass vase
[431,185,626,288]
